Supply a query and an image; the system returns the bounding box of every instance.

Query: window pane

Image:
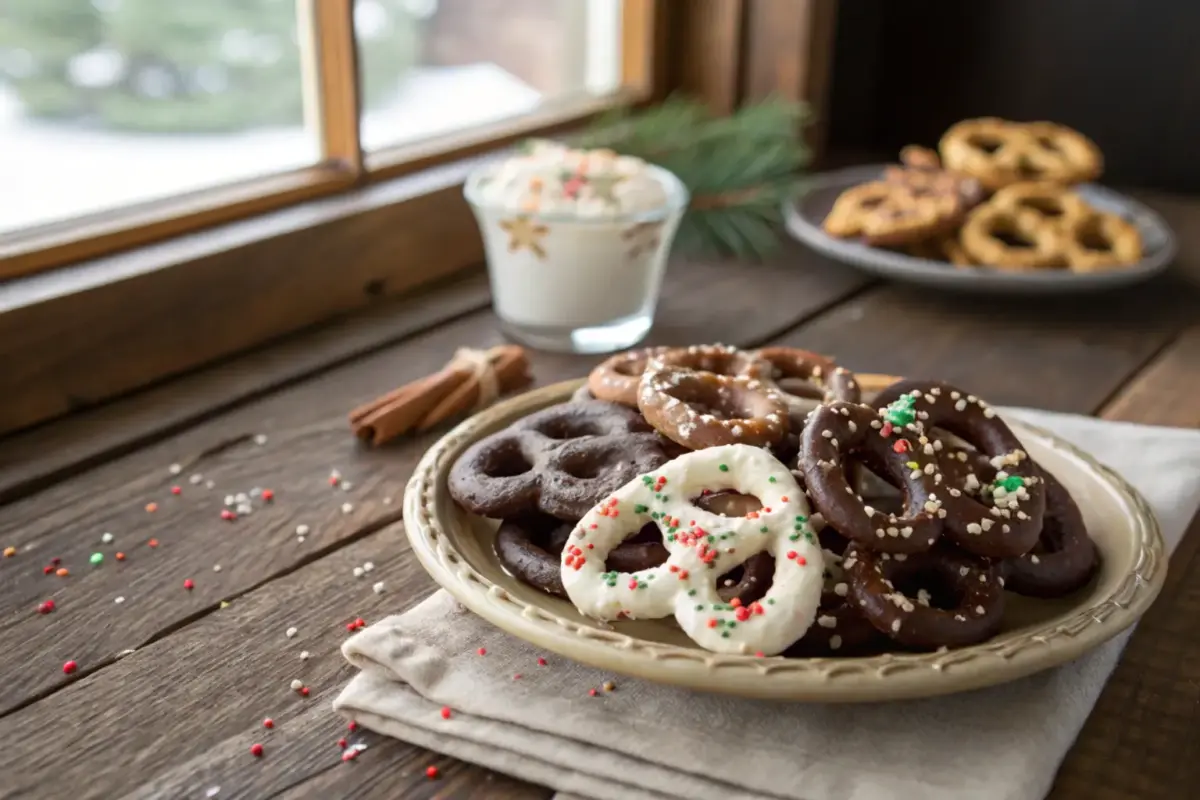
[357,0,623,152]
[0,0,320,235]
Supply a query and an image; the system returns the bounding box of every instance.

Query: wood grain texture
[742,0,839,158]
[0,245,868,716]
[0,530,545,800]
[1049,333,1200,799]
[0,163,483,437]
[672,0,746,115]
[0,271,492,505]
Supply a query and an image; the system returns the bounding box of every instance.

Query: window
[0,0,653,279]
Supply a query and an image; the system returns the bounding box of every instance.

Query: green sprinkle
[89,552,103,565]
[642,475,653,485]
[706,534,715,543]
[648,573,656,580]
[795,515,807,522]
[634,504,648,513]
[789,534,800,541]
[721,631,730,638]
[884,394,918,426]
[767,598,776,605]
[728,621,737,628]
[768,476,777,483]
[718,464,729,472]
[661,495,669,502]
[666,533,676,542]
[688,589,697,596]
[760,526,769,533]
[695,604,704,611]
[993,474,1025,492]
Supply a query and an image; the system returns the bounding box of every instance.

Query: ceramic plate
[783,165,1177,294]
[403,376,1166,702]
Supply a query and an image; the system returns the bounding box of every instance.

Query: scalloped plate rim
[402,376,1166,703]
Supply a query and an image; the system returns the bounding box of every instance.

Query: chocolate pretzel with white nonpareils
[872,380,1046,558]
[638,360,789,450]
[560,444,825,656]
[843,543,1005,650]
[800,403,945,554]
[784,545,890,657]
[939,447,1098,598]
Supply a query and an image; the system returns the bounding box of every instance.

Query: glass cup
[464,164,689,354]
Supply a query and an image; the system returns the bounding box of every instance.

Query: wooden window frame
[0,0,837,438]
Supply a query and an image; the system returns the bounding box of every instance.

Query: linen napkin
[334,408,1200,800]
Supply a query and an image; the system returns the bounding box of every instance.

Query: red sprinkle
[342,750,357,762]
[145,503,158,513]
[262,489,275,502]
[171,486,182,495]
[440,706,451,719]
[354,618,365,629]
[588,688,598,697]
[300,687,310,697]
[512,673,522,680]
[220,509,236,521]
[755,651,765,657]
[881,421,894,437]
[347,721,358,732]
[115,552,126,561]
[250,743,264,757]
[628,578,638,590]
[796,555,807,566]
[735,607,750,622]
[892,439,909,454]
[345,622,356,631]
[338,737,348,748]
[786,551,797,560]
[263,718,274,729]
[50,557,61,566]
[148,539,159,548]
[537,657,547,666]
[183,579,194,590]
[329,476,340,486]
[425,766,439,780]
[707,619,718,628]
[37,600,55,614]
[42,565,53,575]
[63,660,77,675]
[477,647,487,656]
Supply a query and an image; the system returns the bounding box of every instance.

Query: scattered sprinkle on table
[212,564,221,572]
[477,647,487,656]
[603,680,616,692]
[37,600,55,614]
[262,718,274,729]
[205,786,220,798]
[55,568,70,577]
[250,743,264,757]
[63,660,78,675]
[190,474,203,485]
[89,553,103,565]
[296,524,310,535]
[440,706,451,719]
[383,496,393,505]
[337,737,348,749]
[425,766,439,780]
[513,673,522,680]
[352,567,364,578]
[145,503,158,513]
[262,489,275,502]
[362,561,374,573]
[100,532,114,544]
[168,463,182,475]
[285,626,298,638]
[300,687,310,696]
[183,579,194,590]
[290,679,304,691]
[148,539,159,548]
[341,481,353,492]
[115,552,126,561]
[254,434,268,446]
[341,502,354,514]
[115,596,125,604]
[171,486,182,495]
[348,721,358,732]
[588,688,598,697]
[299,650,310,660]
[372,581,385,594]
[2,546,15,558]
[537,657,547,666]
[219,600,230,609]
[205,480,215,489]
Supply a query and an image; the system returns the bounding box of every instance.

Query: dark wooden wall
[825,0,1200,193]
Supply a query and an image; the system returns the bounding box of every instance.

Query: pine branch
[567,95,811,261]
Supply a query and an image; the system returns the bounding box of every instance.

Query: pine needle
[567,95,811,260]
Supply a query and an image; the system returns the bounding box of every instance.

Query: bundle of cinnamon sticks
[349,345,531,446]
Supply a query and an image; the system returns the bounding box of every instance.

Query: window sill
[0,152,497,437]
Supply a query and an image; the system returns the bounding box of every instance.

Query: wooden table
[2,191,1198,800]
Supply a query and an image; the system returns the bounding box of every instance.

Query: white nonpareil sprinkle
[224,495,235,506]
[286,626,298,638]
[205,480,216,489]
[352,566,365,578]
[296,524,310,535]
[297,536,306,543]
[362,562,375,573]
[168,463,182,475]
[290,679,304,691]
[341,502,354,514]
[236,503,253,515]
[254,434,268,446]
[101,532,114,544]
[114,596,125,604]
[206,786,221,798]
[330,469,342,480]
[383,497,393,505]
[341,482,353,492]
[190,474,203,485]
[372,581,385,594]
[212,564,221,572]
[235,493,249,504]
[300,650,311,660]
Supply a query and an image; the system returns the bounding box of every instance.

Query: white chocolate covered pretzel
[560,444,824,655]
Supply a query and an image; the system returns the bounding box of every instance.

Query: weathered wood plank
[0,245,869,716]
[770,276,1197,412]
[1097,325,1200,428]
[0,529,546,800]
[0,271,492,505]
[1050,328,1200,800]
